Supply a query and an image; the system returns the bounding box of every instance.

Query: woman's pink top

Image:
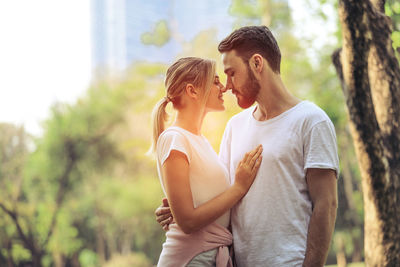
[157,222,233,267]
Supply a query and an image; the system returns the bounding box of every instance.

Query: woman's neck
[174,108,206,136]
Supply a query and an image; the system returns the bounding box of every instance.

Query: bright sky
[0,0,91,136]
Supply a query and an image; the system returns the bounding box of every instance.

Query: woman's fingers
[245,145,263,167]
[239,145,262,166]
[252,154,262,172]
[248,145,261,159]
[242,152,250,163]
[251,146,263,168]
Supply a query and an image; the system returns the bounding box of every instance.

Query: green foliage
[79,249,98,267]
[230,0,263,19]
[141,20,171,47]
[11,244,31,262]
[386,0,400,59]
[47,209,82,256]
[0,61,168,265]
[391,31,400,50]
[229,0,291,29]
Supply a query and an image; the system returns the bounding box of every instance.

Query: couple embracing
[151,26,339,267]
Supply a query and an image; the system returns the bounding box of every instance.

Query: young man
[156,25,339,266]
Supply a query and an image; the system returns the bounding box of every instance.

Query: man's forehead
[222,51,234,67]
[221,50,239,71]
[222,50,235,61]
[221,52,228,65]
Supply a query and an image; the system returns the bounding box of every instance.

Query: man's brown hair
[218,25,281,73]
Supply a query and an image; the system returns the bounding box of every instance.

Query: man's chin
[237,97,255,109]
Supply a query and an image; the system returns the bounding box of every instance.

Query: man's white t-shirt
[219,101,339,266]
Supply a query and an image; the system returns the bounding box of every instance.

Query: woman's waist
[166,222,232,245]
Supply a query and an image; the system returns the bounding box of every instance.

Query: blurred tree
[141,20,171,47]
[0,123,31,266]
[229,0,291,29]
[75,63,166,265]
[332,0,400,265]
[0,72,136,266]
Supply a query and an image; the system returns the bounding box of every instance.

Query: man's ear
[185,83,199,99]
[251,54,264,73]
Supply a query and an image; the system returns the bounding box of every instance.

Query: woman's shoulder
[158,127,188,147]
[157,127,193,164]
[160,126,185,138]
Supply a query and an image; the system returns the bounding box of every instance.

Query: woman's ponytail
[150,97,170,153]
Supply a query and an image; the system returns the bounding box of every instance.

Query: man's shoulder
[296,101,331,124]
[292,101,337,139]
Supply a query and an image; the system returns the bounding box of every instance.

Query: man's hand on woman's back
[155,198,174,231]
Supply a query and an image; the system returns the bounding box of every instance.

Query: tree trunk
[6,239,15,267]
[332,0,400,266]
[95,209,106,265]
[31,251,43,267]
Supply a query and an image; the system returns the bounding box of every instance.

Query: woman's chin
[215,105,226,112]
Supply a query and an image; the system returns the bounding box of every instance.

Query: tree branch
[42,140,77,248]
[0,202,35,253]
[332,48,346,93]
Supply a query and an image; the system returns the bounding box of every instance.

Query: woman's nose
[220,83,227,93]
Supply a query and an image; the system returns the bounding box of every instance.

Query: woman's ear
[185,83,199,99]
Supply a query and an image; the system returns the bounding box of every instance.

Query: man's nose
[224,80,232,92]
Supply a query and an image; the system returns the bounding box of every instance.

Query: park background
[0,0,399,266]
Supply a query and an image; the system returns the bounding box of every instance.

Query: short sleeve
[303,120,340,178]
[157,130,191,165]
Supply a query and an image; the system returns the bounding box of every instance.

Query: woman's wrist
[231,182,247,198]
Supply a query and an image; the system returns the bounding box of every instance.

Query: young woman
[151,57,262,267]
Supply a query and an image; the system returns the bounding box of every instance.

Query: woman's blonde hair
[150,57,216,152]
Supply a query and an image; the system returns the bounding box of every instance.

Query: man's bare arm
[303,168,338,267]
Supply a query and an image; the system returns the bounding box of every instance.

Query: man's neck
[254,78,300,121]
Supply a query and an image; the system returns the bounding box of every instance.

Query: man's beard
[236,65,260,109]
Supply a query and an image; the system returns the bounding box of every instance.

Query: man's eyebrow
[215,75,220,79]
